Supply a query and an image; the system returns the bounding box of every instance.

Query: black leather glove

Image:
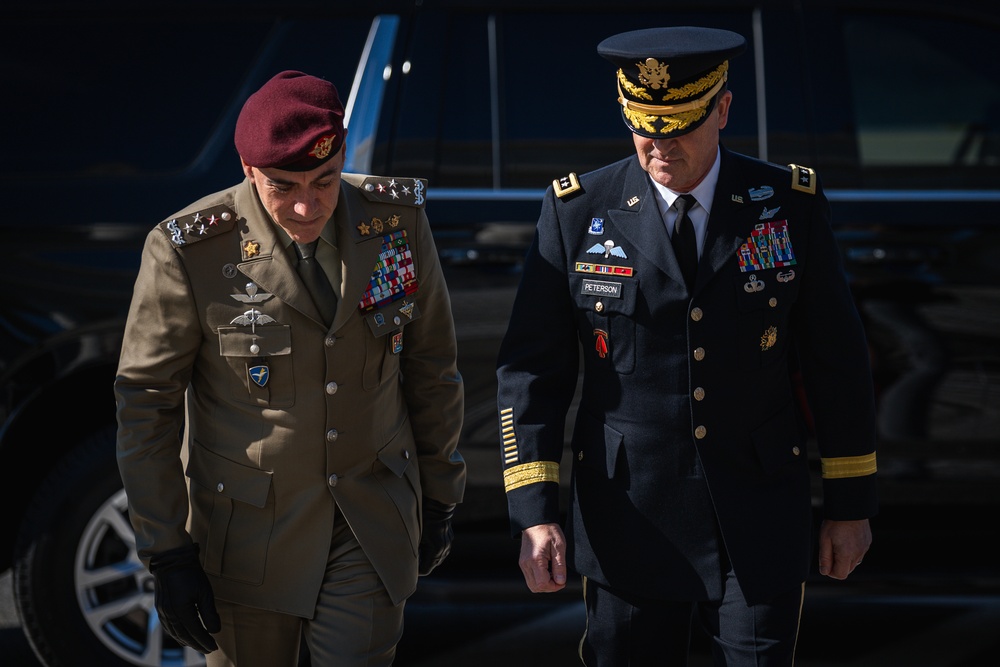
[418,498,456,576]
[148,544,221,654]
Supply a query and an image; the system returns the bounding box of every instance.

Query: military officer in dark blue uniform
[496,27,877,666]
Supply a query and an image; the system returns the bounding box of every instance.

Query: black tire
[13,425,206,667]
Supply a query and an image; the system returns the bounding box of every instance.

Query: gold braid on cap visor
[616,61,729,135]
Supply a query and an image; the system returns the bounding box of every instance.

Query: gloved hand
[418,498,456,576]
[148,544,221,654]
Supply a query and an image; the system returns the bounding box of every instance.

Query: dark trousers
[581,568,804,666]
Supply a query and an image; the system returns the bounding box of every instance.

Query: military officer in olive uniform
[496,28,877,666]
[116,70,465,667]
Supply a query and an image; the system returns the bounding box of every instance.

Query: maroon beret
[234,70,345,171]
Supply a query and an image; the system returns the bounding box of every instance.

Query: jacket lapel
[331,184,384,332]
[606,158,687,287]
[697,148,754,293]
[233,178,325,325]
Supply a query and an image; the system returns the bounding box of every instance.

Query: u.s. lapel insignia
[626,195,640,207]
[248,364,269,387]
[594,329,609,358]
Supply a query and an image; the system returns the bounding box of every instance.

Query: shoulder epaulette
[355,175,427,208]
[158,204,237,247]
[788,163,817,195]
[552,172,582,200]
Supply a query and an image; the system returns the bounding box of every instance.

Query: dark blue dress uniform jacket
[496,146,878,605]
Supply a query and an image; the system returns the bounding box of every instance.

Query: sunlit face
[242,143,346,244]
[632,90,732,193]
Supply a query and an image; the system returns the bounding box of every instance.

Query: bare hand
[817,518,872,580]
[519,523,568,592]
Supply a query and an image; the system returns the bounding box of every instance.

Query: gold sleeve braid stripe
[820,453,877,479]
[504,461,560,493]
[500,407,518,465]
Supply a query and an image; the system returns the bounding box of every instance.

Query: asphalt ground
[5,506,1000,666]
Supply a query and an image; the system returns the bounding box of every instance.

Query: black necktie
[295,240,338,326]
[671,194,698,290]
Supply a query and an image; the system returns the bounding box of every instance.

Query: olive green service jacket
[115,174,465,615]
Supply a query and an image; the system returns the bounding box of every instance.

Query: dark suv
[3,1,999,665]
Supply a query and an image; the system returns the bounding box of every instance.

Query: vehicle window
[842,11,1000,188]
[382,8,759,189]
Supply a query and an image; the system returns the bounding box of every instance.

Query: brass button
[577,451,584,461]
[327,474,339,487]
[690,307,703,321]
[326,429,339,442]
[693,347,706,361]
[693,387,705,401]
[792,446,801,456]
[216,482,224,493]
[325,335,336,347]
[694,426,707,439]
[595,301,604,313]
[769,297,777,307]
[326,381,338,395]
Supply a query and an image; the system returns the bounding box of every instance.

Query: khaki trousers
[208,510,405,667]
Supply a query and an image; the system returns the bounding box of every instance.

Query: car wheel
[13,425,206,667]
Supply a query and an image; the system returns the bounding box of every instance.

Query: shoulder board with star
[157,204,237,247]
[788,163,817,195]
[552,172,582,200]
[353,175,427,208]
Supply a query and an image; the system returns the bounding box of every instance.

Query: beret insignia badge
[308,134,337,160]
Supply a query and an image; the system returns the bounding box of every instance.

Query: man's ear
[240,156,254,180]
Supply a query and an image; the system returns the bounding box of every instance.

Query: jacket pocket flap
[187,440,273,508]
